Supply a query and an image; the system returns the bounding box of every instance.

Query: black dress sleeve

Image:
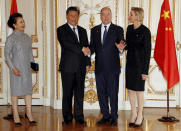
[142,28,152,75]
[125,25,131,50]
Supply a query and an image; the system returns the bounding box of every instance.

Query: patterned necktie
[103,26,108,45]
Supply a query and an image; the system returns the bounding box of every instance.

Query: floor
[0,106,181,131]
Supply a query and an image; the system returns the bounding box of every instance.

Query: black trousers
[96,72,120,120]
[61,71,85,121]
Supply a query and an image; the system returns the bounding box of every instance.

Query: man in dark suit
[90,7,126,126]
[57,6,91,125]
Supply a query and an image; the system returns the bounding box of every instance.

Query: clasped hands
[115,40,127,50]
[82,47,90,56]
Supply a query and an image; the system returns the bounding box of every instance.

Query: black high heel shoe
[13,115,22,126]
[128,117,137,127]
[129,122,135,127]
[134,117,144,128]
[25,113,37,125]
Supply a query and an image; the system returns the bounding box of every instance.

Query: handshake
[82,47,91,56]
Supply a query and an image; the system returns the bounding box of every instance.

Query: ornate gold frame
[32,47,39,58]
[147,99,175,101]
[124,0,129,101]
[32,72,39,94]
[115,0,119,24]
[125,0,129,32]
[176,42,181,50]
[67,0,119,25]
[147,65,175,96]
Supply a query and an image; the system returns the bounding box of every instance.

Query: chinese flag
[10,0,18,15]
[154,0,179,90]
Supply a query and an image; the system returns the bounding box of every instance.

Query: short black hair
[66,6,80,15]
[7,13,23,30]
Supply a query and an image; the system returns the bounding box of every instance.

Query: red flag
[154,0,179,90]
[10,0,18,15]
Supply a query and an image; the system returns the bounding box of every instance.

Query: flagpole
[167,90,169,117]
[158,90,179,122]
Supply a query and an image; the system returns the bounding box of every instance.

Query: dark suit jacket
[57,23,91,73]
[90,23,124,74]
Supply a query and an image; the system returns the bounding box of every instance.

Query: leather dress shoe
[62,119,72,125]
[110,119,117,126]
[76,119,87,125]
[96,117,110,125]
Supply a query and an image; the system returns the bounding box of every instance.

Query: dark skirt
[126,66,145,91]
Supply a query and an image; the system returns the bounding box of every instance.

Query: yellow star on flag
[161,10,170,20]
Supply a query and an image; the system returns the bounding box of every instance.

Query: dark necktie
[73,27,78,39]
[103,26,108,45]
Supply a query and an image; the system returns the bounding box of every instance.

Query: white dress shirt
[101,23,123,53]
[68,23,80,42]
[101,23,111,44]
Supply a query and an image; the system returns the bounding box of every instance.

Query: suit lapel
[65,23,79,43]
[104,24,115,46]
[107,24,114,36]
[96,25,102,46]
[77,26,82,44]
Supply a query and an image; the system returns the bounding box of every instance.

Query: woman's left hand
[142,74,148,80]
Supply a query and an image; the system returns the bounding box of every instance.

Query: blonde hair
[131,7,144,23]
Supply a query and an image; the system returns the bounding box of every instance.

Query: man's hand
[115,40,127,50]
[142,74,148,80]
[12,67,21,76]
[82,47,90,56]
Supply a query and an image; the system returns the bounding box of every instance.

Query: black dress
[125,24,151,91]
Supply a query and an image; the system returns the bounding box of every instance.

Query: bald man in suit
[90,7,126,126]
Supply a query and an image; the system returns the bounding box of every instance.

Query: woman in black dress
[117,7,151,127]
